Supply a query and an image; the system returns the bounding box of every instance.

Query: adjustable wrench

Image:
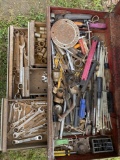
[12,135,42,144]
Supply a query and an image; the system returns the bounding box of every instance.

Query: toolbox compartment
[0,22,48,152]
[46,2,120,160]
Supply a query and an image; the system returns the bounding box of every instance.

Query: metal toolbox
[1,2,120,160]
[46,2,120,160]
[0,22,48,152]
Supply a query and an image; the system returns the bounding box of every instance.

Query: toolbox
[1,1,120,160]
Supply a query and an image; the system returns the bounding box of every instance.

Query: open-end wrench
[14,107,44,132]
[18,107,22,121]
[12,135,42,144]
[13,103,19,122]
[9,103,14,123]
[11,109,36,128]
[13,122,47,138]
[26,123,47,135]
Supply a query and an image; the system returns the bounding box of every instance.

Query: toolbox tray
[46,1,120,160]
[0,22,48,152]
[1,2,120,160]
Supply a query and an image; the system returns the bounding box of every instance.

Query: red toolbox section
[47,3,120,160]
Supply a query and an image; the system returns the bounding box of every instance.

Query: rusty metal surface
[110,12,120,155]
[113,1,120,15]
[51,19,79,49]
[110,13,120,113]
[30,68,47,95]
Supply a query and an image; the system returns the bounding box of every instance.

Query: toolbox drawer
[46,3,120,160]
[0,22,48,152]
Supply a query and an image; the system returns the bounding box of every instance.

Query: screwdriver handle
[79,99,86,119]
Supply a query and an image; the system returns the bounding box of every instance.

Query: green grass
[0,0,117,159]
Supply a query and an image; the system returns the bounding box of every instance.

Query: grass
[0,0,118,159]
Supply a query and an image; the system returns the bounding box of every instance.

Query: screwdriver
[54,150,76,157]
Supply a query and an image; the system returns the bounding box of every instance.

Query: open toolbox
[0,22,48,151]
[46,2,120,160]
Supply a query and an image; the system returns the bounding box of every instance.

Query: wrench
[18,107,22,121]
[13,103,19,122]
[11,109,36,128]
[13,122,47,138]
[19,42,25,86]
[14,107,44,132]
[27,123,47,135]
[9,103,14,123]
[12,135,42,144]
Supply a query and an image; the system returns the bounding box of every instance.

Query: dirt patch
[0,0,50,20]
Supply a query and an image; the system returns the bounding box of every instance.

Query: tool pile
[50,13,114,155]
[8,100,47,145]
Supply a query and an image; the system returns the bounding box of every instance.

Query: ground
[0,0,119,160]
